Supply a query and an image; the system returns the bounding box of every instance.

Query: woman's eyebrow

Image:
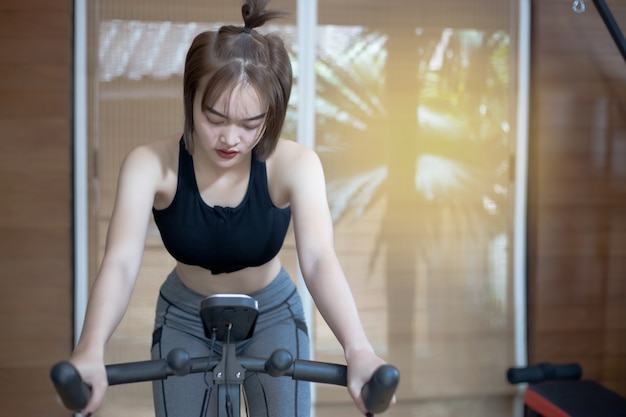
[245,112,267,121]
[207,108,266,121]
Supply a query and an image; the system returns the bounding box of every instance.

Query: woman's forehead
[204,82,266,118]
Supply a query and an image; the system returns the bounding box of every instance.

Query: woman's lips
[216,149,238,160]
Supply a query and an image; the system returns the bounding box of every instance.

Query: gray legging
[151,267,311,417]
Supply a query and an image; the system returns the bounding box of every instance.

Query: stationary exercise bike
[51,294,400,416]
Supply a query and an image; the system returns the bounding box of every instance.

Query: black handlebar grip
[507,363,582,384]
[50,361,91,412]
[507,365,543,384]
[361,364,400,414]
[167,348,192,376]
[265,349,293,377]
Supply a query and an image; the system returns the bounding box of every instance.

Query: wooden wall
[0,0,74,415]
[528,0,626,396]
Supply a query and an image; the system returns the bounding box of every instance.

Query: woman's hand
[68,350,108,416]
[346,347,396,415]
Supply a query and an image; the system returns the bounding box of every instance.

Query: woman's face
[192,81,267,165]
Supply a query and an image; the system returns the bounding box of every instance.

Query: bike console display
[200,294,259,342]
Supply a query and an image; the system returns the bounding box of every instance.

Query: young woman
[69,1,388,416]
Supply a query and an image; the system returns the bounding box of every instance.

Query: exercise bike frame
[51,294,399,416]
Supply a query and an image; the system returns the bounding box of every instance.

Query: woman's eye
[207,117,224,125]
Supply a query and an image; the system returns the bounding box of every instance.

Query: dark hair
[183,0,291,160]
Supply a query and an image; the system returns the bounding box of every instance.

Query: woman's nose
[219,125,240,146]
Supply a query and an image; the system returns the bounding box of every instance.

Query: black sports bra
[152,139,291,274]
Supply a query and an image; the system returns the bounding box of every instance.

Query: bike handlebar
[506,363,582,384]
[51,348,399,414]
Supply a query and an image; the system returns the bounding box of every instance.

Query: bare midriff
[175,256,283,296]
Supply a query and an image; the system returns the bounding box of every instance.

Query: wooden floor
[315,395,521,417]
[98,388,520,417]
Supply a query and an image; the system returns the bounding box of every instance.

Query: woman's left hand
[345,348,396,415]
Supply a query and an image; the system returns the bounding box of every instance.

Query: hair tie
[243,26,252,34]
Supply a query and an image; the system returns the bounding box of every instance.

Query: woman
[69,1,388,416]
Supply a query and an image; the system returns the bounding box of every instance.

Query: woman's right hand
[68,350,108,416]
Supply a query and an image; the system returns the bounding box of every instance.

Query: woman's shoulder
[271,138,321,171]
[115,137,181,197]
[114,137,182,207]
[123,137,180,171]
[269,138,325,192]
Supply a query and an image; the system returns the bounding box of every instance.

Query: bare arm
[71,145,163,414]
[285,144,387,413]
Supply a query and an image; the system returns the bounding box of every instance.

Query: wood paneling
[0,0,73,415]
[528,0,626,396]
